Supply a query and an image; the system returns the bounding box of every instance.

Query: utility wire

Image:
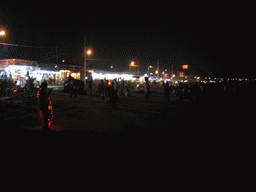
[0,41,80,49]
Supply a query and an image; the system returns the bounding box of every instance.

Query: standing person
[120,79,125,98]
[39,82,52,130]
[164,81,170,103]
[177,83,183,107]
[69,78,74,98]
[89,78,93,96]
[145,77,150,102]
[98,80,105,100]
[110,81,117,108]
[113,79,118,99]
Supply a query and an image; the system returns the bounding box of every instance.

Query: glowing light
[0,30,5,36]
[182,65,189,70]
[91,71,133,80]
[87,50,92,55]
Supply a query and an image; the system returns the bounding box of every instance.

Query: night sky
[1,1,255,78]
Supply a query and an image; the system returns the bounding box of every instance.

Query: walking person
[69,79,74,98]
[98,80,105,100]
[145,77,150,102]
[164,81,170,103]
[110,81,117,108]
[39,82,52,130]
[120,79,125,98]
[177,83,183,111]
[89,78,93,96]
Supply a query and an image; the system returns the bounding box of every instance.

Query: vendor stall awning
[0,59,38,67]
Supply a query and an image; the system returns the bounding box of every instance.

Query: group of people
[37,78,256,130]
[146,80,203,105]
[97,79,131,108]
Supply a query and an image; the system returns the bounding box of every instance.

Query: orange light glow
[47,96,53,127]
[0,30,5,36]
[182,65,189,70]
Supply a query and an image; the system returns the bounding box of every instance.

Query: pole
[138,59,139,76]
[157,59,159,78]
[171,64,173,78]
[84,35,86,91]
[55,44,58,64]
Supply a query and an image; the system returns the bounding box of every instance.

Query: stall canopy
[0,59,38,68]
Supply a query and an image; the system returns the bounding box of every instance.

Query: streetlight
[84,45,92,91]
[129,62,135,74]
[148,66,154,76]
[0,30,5,36]
[84,49,92,73]
[87,50,92,55]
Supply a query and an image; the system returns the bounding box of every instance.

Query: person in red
[39,82,52,130]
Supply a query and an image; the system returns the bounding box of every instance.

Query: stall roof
[0,59,38,66]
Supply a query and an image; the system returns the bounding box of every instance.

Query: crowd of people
[5,75,254,131]
[96,79,131,108]
[82,77,256,109]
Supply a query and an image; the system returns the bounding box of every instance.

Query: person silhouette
[110,81,117,108]
[145,77,150,102]
[39,82,52,130]
[164,81,170,103]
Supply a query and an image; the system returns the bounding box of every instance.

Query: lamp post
[148,66,154,76]
[0,30,6,51]
[84,35,92,91]
[129,62,135,74]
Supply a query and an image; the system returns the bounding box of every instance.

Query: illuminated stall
[0,59,39,85]
[91,70,133,81]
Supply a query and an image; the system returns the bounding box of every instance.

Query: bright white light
[0,30,5,36]
[91,72,133,80]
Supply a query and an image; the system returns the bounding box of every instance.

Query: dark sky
[1,1,255,78]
